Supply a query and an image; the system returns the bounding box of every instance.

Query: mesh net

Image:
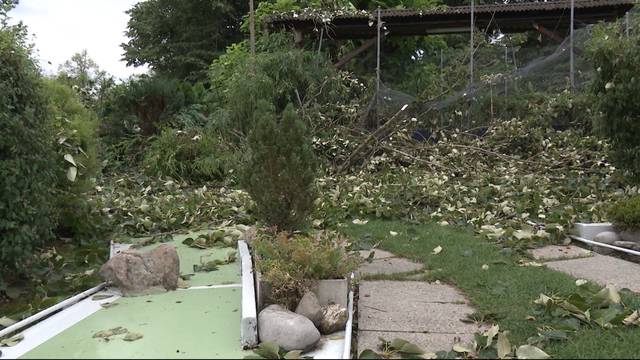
[361,13,629,133]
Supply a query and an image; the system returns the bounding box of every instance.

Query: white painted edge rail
[570,235,640,256]
[571,222,640,257]
[238,240,259,348]
[0,283,106,340]
[342,273,355,359]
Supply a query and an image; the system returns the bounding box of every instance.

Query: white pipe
[342,273,355,359]
[0,283,106,339]
[570,235,640,257]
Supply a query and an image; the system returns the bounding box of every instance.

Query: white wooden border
[0,289,120,359]
[238,240,258,348]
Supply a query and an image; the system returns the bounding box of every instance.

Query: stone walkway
[356,250,483,355]
[358,249,423,275]
[529,245,640,292]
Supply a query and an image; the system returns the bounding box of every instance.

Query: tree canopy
[121,0,247,81]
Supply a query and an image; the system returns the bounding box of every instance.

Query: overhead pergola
[264,0,634,39]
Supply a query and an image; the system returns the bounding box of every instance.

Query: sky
[10,0,148,79]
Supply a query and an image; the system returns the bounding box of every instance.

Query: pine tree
[241,102,317,231]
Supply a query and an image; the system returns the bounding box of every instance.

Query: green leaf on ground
[0,334,24,347]
[516,345,549,359]
[123,332,143,342]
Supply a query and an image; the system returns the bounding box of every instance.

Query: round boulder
[258,305,320,351]
[295,292,323,327]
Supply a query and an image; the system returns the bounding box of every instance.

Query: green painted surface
[22,288,249,359]
[135,230,241,287]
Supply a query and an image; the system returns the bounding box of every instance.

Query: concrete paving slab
[358,281,483,334]
[359,249,397,260]
[360,281,466,304]
[357,330,473,355]
[546,254,640,292]
[358,258,423,275]
[529,245,593,262]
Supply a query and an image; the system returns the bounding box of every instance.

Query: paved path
[529,245,640,292]
[357,249,423,275]
[357,250,483,355]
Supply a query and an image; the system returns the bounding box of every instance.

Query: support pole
[504,45,508,96]
[376,7,382,127]
[249,0,255,59]
[318,28,324,54]
[470,0,474,86]
[570,0,575,91]
[626,12,630,37]
[440,48,444,95]
[376,7,382,98]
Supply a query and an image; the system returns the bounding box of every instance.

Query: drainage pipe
[0,283,106,339]
[569,235,640,257]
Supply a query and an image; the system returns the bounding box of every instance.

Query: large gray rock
[319,304,348,335]
[295,292,323,327]
[593,231,620,255]
[594,231,620,244]
[99,244,179,295]
[258,305,320,351]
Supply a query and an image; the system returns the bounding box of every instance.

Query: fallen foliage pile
[314,112,639,248]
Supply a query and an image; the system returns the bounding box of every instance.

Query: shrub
[209,35,352,136]
[608,196,640,231]
[101,76,207,141]
[0,27,59,270]
[100,76,209,170]
[588,18,640,181]
[42,78,103,238]
[142,128,235,182]
[241,102,317,230]
[252,230,361,309]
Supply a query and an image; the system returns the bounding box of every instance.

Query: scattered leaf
[123,332,143,342]
[358,349,383,359]
[0,334,24,347]
[0,317,16,328]
[623,310,640,326]
[515,345,549,359]
[67,166,77,182]
[497,331,511,359]
[63,153,77,166]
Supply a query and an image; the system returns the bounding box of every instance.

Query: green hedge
[0,28,59,270]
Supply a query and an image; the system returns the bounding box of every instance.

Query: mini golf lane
[11,230,251,359]
[20,287,249,359]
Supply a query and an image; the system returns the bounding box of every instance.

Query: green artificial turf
[343,219,640,359]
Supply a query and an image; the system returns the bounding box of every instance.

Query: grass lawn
[343,219,640,359]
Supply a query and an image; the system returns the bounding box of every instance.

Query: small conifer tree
[241,101,317,230]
